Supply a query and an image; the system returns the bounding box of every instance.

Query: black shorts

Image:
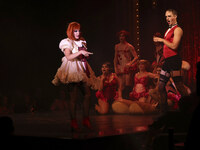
[162,55,182,72]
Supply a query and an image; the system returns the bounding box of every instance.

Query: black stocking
[81,84,91,118]
[68,84,78,120]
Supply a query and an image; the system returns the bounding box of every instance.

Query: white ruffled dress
[52,38,98,89]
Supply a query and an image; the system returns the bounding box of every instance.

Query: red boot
[82,117,92,129]
[70,119,79,131]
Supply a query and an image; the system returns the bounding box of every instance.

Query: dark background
[0,0,119,92]
[0,0,198,107]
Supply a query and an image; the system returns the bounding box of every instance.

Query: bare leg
[138,97,147,103]
[118,74,125,95]
[129,102,144,114]
[112,101,129,114]
[173,80,189,97]
[95,99,109,114]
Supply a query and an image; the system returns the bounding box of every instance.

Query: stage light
[135,0,140,54]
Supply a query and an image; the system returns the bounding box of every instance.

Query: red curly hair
[66,22,84,40]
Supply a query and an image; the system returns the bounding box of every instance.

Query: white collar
[164,24,178,37]
[169,23,178,28]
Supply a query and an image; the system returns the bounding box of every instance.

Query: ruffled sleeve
[59,38,73,52]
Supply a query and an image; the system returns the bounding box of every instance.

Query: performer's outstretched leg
[158,70,170,113]
[172,76,189,97]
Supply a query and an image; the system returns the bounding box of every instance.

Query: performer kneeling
[95,62,123,114]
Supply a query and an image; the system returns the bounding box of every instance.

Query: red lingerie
[129,75,149,100]
[96,75,119,103]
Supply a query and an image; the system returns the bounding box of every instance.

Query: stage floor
[0,111,160,150]
[2,111,157,139]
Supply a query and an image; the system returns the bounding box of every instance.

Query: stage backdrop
[0,0,199,95]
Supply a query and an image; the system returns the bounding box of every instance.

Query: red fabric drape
[181,0,200,89]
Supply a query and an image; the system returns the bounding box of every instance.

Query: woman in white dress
[52,22,95,131]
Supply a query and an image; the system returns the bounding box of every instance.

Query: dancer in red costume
[129,60,159,102]
[52,22,96,131]
[149,67,182,110]
[95,62,122,114]
[112,60,159,114]
[153,9,189,113]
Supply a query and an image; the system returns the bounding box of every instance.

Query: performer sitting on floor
[149,60,191,111]
[149,67,181,111]
[112,59,159,114]
[95,62,122,114]
[129,59,158,102]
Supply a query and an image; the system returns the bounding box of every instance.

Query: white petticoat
[52,38,99,90]
[52,57,99,90]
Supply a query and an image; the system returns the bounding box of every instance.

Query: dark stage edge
[0,111,159,150]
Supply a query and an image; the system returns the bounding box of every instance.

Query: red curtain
[181,0,200,89]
